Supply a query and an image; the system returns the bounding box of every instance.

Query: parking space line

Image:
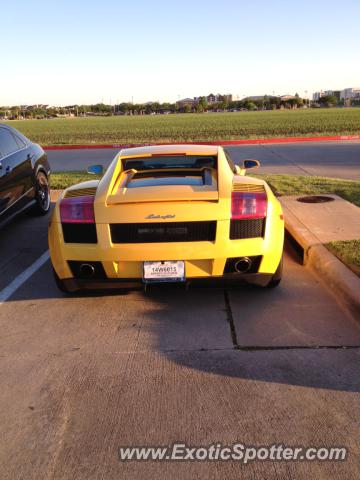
[0,250,50,304]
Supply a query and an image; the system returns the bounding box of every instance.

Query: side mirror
[87,164,104,175]
[242,159,260,170]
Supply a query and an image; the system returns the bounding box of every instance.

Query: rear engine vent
[62,223,98,243]
[224,256,262,274]
[64,187,97,198]
[110,221,217,244]
[68,261,107,279]
[230,219,265,239]
[232,184,265,193]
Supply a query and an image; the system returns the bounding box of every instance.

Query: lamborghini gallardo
[49,145,284,292]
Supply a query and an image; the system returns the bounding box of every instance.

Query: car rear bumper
[49,214,284,285]
[59,272,275,292]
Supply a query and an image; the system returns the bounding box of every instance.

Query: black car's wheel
[266,254,283,288]
[53,268,74,294]
[32,171,50,215]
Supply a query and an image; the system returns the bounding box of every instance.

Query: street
[46,141,360,180]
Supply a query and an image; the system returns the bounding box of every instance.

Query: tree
[152,102,160,113]
[318,95,338,107]
[219,101,229,111]
[10,106,20,119]
[198,96,208,111]
[145,103,154,115]
[245,101,256,111]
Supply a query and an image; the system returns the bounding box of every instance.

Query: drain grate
[297,195,335,203]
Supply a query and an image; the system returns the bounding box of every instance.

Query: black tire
[266,254,283,288]
[32,171,50,215]
[53,268,74,294]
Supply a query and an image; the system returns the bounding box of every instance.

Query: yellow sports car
[49,145,284,292]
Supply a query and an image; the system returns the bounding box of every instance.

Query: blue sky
[2,0,359,105]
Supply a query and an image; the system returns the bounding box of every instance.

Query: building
[214,94,232,103]
[324,90,341,100]
[206,93,217,103]
[313,88,359,102]
[194,94,233,104]
[221,94,233,103]
[313,91,325,101]
[280,95,297,101]
[242,95,277,101]
[176,98,198,108]
[340,87,360,100]
[242,95,264,101]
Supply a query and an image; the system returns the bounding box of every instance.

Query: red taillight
[231,192,267,219]
[60,195,95,223]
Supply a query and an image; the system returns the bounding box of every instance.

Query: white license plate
[143,261,185,283]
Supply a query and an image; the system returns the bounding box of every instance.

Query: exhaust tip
[79,263,95,278]
[234,257,252,273]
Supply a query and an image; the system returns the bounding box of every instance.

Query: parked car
[49,144,284,293]
[0,124,51,228]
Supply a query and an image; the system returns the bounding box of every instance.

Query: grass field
[3,108,360,145]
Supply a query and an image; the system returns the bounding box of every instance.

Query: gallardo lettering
[146,214,176,220]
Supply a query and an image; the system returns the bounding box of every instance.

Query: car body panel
[0,148,33,213]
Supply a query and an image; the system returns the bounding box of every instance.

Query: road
[46,141,360,180]
[0,206,359,479]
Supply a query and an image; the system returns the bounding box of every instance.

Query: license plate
[143,261,185,283]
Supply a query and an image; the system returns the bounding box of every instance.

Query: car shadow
[3,238,360,394]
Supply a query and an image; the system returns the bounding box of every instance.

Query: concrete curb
[42,135,360,150]
[282,201,360,320]
[307,244,360,320]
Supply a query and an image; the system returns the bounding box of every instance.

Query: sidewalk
[280,194,360,320]
[280,194,360,247]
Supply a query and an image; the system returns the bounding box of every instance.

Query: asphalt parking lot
[47,141,360,180]
[0,203,360,479]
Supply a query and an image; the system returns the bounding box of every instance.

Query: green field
[3,108,360,145]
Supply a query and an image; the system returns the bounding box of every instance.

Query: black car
[0,124,51,228]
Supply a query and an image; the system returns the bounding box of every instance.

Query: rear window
[122,155,217,171]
